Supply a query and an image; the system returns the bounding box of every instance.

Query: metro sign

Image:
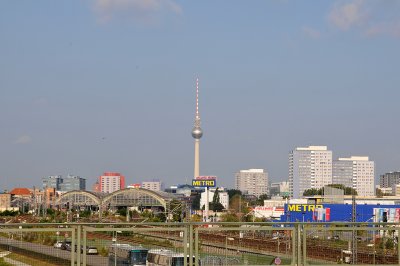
[192,176,217,187]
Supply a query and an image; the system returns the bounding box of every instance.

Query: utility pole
[351,192,357,264]
[42,186,47,217]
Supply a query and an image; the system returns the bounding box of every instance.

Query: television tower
[191,78,208,221]
[192,78,203,178]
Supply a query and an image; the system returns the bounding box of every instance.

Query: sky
[1,0,400,190]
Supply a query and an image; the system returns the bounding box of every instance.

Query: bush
[98,246,109,257]
[0,210,18,217]
[386,238,395,250]
[0,258,12,266]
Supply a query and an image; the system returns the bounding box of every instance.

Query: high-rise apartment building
[59,175,86,191]
[289,146,332,199]
[332,160,354,188]
[99,172,125,193]
[42,175,62,190]
[380,172,400,189]
[142,180,163,192]
[235,169,269,197]
[333,156,375,197]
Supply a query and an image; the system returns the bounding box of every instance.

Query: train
[108,244,195,266]
[109,243,148,266]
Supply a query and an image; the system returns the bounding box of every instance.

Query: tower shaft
[194,139,200,178]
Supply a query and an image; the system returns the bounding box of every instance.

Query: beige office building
[235,169,269,197]
[289,146,332,199]
[334,156,375,197]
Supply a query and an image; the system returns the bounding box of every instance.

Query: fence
[0,222,398,266]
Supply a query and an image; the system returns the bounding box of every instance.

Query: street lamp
[225,237,234,265]
[18,226,22,248]
[112,231,122,266]
[56,230,60,257]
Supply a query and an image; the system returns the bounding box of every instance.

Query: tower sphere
[192,127,203,139]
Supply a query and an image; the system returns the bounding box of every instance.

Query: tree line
[303,184,357,196]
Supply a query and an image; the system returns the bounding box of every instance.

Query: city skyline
[1,1,400,190]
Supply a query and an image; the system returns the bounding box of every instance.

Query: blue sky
[1,0,399,190]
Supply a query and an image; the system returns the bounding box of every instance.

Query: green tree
[303,188,322,196]
[220,213,239,222]
[230,194,243,212]
[116,207,127,217]
[209,202,224,212]
[169,199,183,222]
[212,188,220,205]
[209,188,224,212]
[303,184,358,196]
[191,194,201,210]
[376,188,384,198]
[386,238,395,249]
[227,189,242,199]
[256,194,270,206]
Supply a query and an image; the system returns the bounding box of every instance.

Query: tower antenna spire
[196,78,199,119]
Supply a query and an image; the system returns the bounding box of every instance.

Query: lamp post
[18,226,22,248]
[112,231,122,266]
[56,230,60,257]
[371,214,376,265]
[225,237,234,265]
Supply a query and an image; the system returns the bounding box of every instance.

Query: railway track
[86,227,398,264]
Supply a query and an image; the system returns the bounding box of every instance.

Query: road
[0,237,108,266]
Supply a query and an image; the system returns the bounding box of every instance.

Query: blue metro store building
[279,203,400,223]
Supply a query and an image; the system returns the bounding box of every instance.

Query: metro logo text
[288,204,323,212]
[192,179,216,187]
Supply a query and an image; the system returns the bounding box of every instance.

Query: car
[61,240,72,250]
[53,241,63,248]
[86,246,98,255]
[73,245,98,255]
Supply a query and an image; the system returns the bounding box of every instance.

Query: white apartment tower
[99,172,125,193]
[142,180,163,192]
[289,146,332,199]
[333,156,375,197]
[235,169,269,197]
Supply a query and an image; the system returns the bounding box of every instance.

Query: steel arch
[101,188,171,209]
[56,190,101,206]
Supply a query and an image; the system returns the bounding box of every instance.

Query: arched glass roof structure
[56,188,175,209]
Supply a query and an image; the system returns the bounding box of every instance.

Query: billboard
[192,176,217,187]
[374,207,400,222]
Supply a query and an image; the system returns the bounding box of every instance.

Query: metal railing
[0,222,398,266]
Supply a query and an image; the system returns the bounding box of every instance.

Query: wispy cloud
[364,21,400,38]
[328,0,400,38]
[15,135,32,144]
[92,0,182,24]
[328,0,368,31]
[302,26,321,39]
